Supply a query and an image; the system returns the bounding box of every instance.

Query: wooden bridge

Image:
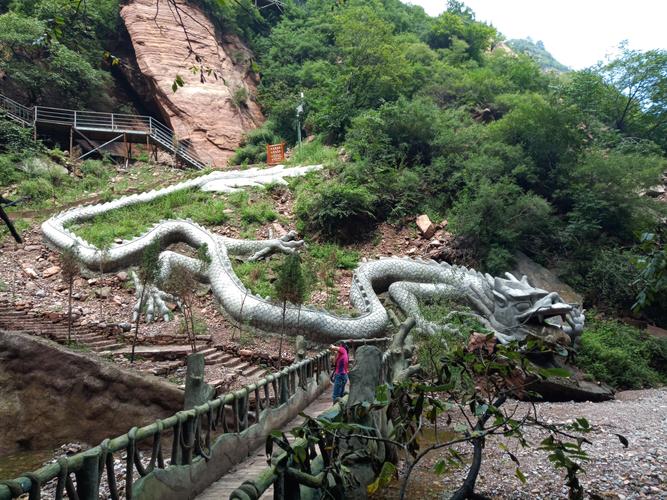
[0,93,208,169]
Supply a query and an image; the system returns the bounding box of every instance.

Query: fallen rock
[42,266,61,278]
[271,222,288,238]
[415,214,436,238]
[116,271,129,282]
[95,287,112,299]
[23,267,39,279]
[512,251,582,304]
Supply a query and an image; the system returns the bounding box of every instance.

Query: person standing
[330,343,349,402]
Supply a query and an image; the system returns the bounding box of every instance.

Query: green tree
[597,44,667,139]
[274,252,306,367]
[131,239,161,363]
[426,1,498,62]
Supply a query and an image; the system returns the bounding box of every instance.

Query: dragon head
[487,273,584,345]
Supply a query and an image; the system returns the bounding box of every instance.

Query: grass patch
[576,316,667,389]
[66,188,228,247]
[228,190,278,225]
[286,138,339,166]
[230,243,359,305]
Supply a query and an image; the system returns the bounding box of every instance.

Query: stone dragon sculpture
[42,165,584,345]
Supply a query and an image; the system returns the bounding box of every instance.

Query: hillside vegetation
[506,38,569,72]
[237,0,667,325]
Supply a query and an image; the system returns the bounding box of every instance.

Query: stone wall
[0,330,183,455]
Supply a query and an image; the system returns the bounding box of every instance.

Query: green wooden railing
[0,351,330,500]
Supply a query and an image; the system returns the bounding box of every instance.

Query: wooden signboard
[266,142,285,165]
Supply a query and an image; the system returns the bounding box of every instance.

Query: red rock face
[121,0,264,166]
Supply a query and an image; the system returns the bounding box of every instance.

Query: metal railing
[0,351,331,500]
[0,94,34,126]
[0,93,207,169]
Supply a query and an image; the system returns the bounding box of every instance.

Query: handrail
[0,92,208,169]
[0,350,331,499]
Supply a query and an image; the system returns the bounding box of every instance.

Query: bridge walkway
[197,391,334,499]
[0,92,208,169]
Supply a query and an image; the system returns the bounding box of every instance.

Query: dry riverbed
[381,388,667,499]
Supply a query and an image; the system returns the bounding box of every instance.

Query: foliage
[576,316,667,389]
[0,119,40,156]
[597,44,667,144]
[274,252,306,365]
[131,238,161,363]
[0,9,111,108]
[448,178,554,273]
[295,179,376,242]
[506,38,569,72]
[633,232,667,323]
[229,122,282,165]
[162,263,201,353]
[426,1,498,62]
[579,248,642,314]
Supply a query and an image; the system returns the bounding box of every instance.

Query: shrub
[229,122,282,165]
[0,154,22,186]
[577,317,667,389]
[0,118,38,154]
[295,180,376,241]
[448,178,555,273]
[582,248,642,314]
[18,177,53,201]
[240,201,277,224]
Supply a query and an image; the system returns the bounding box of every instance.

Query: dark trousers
[0,207,22,243]
[332,373,348,401]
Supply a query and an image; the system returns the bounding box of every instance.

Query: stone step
[241,365,266,378]
[198,347,218,357]
[205,352,234,365]
[222,357,246,369]
[94,343,123,352]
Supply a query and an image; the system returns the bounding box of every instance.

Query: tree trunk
[447,396,506,500]
[234,289,249,341]
[278,301,286,368]
[131,285,147,363]
[188,304,197,353]
[67,280,73,344]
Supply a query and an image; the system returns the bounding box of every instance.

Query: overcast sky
[404,0,667,69]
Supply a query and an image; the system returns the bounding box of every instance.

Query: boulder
[415,214,436,239]
[120,0,265,165]
[512,251,582,304]
[271,222,288,238]
[42,266,61,278]
[23,267,39,279]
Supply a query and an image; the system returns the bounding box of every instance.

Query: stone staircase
[0,302,123,352]
[198,346,266,378]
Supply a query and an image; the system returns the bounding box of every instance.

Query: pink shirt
[335,346,349,374]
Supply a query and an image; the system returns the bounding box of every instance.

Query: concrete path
[197,391,335,499]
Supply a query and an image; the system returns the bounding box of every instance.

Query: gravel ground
[400,388,667,499]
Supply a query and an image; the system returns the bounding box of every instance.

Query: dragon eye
[515,302,530,311]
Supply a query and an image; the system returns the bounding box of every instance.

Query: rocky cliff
[0,330,183,455]
[120,0,264,166]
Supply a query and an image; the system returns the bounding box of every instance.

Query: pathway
[197,391,335,500]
